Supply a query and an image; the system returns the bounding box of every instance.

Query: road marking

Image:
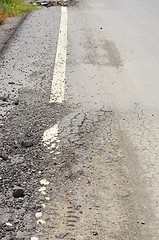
[50,6,68,103]
[42,123,59,153]
[39,3,68,231]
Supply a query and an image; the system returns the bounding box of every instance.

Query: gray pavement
[0,0,159,239]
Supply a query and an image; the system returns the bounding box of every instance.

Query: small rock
[40,179,49,185]
[35,212,42,219]
[14,100,19,106]
[141,221,145,225]
[13,186,25,198]
[21,141,33,148]
[8,82,15,85]
[6,222,13,227]
[92,231,98,236]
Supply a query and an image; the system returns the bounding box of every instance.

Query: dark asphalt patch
[0,99,69,239]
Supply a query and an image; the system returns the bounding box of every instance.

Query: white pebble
[35,212,42,219]
[40,179,49,185]
[6,222,12,227]
[31,237,39,240]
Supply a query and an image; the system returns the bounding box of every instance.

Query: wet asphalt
[1,0,159,239]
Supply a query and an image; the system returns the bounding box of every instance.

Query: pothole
[33,0,78,7]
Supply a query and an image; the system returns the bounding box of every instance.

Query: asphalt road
[0,0,159,239]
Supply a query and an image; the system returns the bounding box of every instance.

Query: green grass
[0,0,38,24]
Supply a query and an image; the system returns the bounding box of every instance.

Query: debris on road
[1,167,6,171]
[5,222,13,227]
[13,185,25,198]
[21,140,34,148]
[40,179,49,185]
[33,0,78,7]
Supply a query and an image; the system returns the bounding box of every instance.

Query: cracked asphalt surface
[1,0,159,239]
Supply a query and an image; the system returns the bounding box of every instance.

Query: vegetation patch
[0,7,7,24]
[0,0,38,24]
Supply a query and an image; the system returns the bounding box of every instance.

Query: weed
[0,0,38,24]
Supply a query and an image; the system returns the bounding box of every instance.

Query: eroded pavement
[1,0,159,239]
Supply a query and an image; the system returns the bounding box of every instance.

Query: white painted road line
[50,7,68,103]
[42,123,59,153]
